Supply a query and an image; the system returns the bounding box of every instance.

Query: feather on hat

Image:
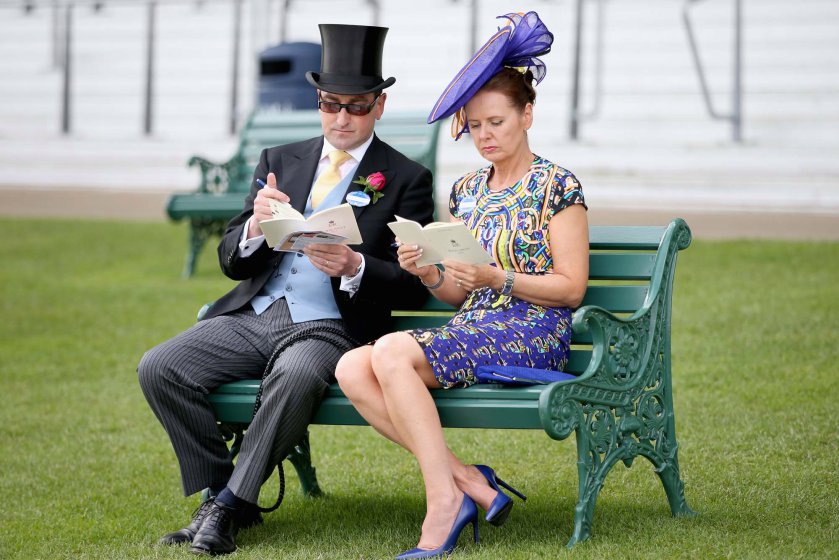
[427,12,554,139]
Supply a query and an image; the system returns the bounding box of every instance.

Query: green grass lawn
[0,218,836,559]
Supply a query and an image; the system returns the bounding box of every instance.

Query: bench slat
[312,396,545,429]
[564,349,592,374]
[589,253,656,280]
[435,399,543,429]
[589,226,665,250]
[393,315,453,330]
[167,193,246,220]
[571,331,594,345]
[210,381,551,429]
[580,285,648,313]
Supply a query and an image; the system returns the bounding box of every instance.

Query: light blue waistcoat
[250,167,358,322]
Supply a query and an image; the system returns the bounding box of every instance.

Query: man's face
[319,91,386,151]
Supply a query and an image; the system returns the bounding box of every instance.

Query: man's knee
[137,344,165,395]
[137,340,186,397]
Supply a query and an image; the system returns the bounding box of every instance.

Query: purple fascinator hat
[427,11,554,139]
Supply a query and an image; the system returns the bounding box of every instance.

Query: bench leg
[566,420,696,549]
[567,424,611,548]
[209,425,323,500]
[183,220,207,278]
[652,432,697,518]
[568,467,598,546]
[285,430,323,498]
[183,218,225,278]
[657,458,696,518]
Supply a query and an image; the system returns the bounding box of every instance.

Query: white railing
[6,0,246,135]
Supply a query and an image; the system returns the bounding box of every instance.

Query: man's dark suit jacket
[204,134,435,344]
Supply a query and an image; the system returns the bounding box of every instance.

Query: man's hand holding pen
[249,172,291,238]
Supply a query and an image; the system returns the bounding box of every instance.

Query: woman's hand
[441,260,504,293]
[396,242,439,285]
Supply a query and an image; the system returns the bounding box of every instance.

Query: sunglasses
[317,95,381,116]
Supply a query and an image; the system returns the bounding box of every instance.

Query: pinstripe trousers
[138,299,353,503]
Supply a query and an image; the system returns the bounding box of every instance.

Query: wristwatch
[499,270,515,296]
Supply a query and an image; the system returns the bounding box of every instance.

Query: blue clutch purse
[475,365,577,386]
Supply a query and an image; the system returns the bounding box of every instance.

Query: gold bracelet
[421,268,445,290]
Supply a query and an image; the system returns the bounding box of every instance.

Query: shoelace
[191,499,214,523]
[201,503,233,531]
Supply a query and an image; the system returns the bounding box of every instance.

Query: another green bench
[205,219,696,547]
[167,109,441,277]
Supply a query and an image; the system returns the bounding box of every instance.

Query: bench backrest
[392,221,690,376]
[229,109,441,192]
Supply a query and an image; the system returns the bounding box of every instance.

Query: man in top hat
[138,23,434,556]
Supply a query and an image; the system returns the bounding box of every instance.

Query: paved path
[1,0,837,241]
[2,186,836,240]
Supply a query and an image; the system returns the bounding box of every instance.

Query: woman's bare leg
[336,345,501,513]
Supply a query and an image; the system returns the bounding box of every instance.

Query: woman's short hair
[480,67,537,112]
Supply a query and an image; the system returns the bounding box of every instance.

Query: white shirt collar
[320,133,375,164]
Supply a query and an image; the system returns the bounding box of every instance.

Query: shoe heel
[496,476,527,501]
[472,519,479,544]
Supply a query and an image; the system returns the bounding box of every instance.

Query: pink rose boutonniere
[352,171,386,204]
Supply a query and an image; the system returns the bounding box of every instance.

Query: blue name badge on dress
[346,191,371,207]
[459,196,477,213]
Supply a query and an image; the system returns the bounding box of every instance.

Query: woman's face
[464,89,532,164]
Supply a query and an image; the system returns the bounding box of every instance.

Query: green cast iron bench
[167,109,441,277]
[206,219,696,547]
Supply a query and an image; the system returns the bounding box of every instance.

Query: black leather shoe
[158,499,215,546]
[189,500,263,556]
[190,501,236,556]
[236,503,264,532]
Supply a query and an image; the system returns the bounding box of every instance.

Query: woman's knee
[370,333,421,381]
[334,347,373,390]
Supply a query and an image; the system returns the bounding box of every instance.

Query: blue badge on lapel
[346,191,371,207]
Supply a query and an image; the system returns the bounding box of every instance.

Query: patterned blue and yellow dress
[408,155,586,388]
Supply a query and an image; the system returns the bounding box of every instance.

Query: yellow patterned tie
[312,150,351,208]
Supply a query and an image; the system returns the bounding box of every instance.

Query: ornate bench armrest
[537,219,691,441]
[539,303,659,440]
[188,154,247,194]
[572,304,654,384]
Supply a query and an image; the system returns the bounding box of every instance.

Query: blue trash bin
[258,42,321,109]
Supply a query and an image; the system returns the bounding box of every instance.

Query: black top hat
[305,24,396,95]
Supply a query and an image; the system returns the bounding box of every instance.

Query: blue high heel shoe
[473,464,527,526]
[395,494,479,559]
